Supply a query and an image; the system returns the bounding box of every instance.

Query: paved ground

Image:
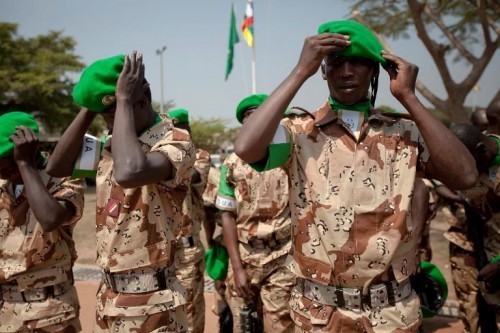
[72,187,465,332]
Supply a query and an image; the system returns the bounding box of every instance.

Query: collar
[329,97,371,119]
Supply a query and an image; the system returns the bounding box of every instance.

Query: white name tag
[338,109,364,140]
[75,134,102,173]
[215,196,237,211]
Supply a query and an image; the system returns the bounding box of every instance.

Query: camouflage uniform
[461,136,500,328]
[175,149,210,333]
[92,114,195,333]
[437,184,480,333]
[0,168,84,333]
[216,153,295,333]
[202,166,228,316]
[255,102,430,332]
[416,178,440,262]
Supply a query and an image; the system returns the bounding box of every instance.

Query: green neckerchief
[328,97,371,119]
[489,135,500,166]
[138,113,162,137]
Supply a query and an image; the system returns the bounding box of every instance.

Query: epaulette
[285,106,316,120]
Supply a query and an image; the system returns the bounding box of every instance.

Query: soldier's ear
[321,63,326,80]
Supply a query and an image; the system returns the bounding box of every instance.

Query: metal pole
[156,46,167,113]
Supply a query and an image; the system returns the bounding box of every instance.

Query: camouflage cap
[236,94,269,124]
[73,55,125,113]
[168,108,189,125]
[318,20,386,65]
[0,112,39,158]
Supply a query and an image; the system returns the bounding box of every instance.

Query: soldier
[234,20,477,332]
[168,108,211,333]
[202,161,233,332]
[0,112,84,332]
[450,123,500,331]
[46,52,195,332]
[216,94,296,333]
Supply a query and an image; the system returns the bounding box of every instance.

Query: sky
[1,0,499,127]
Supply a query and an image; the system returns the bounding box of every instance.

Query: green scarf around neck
[329,97,371,119]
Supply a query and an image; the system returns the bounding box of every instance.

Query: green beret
[419,261,448,318]
[236,94,268,124]
[318,20,386,65]
[168,108,190,125]
[73,55,125,113]
[203,244,229,281]
[0,112,39,158]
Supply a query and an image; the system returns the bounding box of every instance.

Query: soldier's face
[242,110,255,124]
[0,157,21,183]
[324,56,375,105]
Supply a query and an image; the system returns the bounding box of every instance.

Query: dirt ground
[73,185,465,332]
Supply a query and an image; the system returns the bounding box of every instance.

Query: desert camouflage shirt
[461,134,500,261]
[92,114,195,316]
[254,101,430,292]
[0,167,84,327]
[203,166,221,208]
[216,153,291,251]
[178,149,210,238]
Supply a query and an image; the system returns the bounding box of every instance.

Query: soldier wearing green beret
[46,51,196,332]
[234,20,478,332]
[0,112,85,332]
[216,94,296,333]
[168,108,211,333]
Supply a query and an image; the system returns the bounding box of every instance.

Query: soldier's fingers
[10,133,22,145]
[122,55,130,74]
[130,50,138,73]
[20,126,37,143]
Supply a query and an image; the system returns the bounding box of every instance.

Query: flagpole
[251,46,256,94]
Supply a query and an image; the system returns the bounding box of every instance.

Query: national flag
[225,3,240,80]
[241,0,254,47]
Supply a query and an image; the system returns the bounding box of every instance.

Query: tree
[190,117,239,153]
[347,0,499,122]
[0,23,85,130]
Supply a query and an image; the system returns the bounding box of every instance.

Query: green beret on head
[73,55,125,113]
[236,94,269,124]
[168,109,190,125]
[318,20,386,65]
[0,112,39,158]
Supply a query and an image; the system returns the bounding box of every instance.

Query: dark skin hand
[11,127,74,232]
[235,33,477,190]
[221,211,253,299]
[46,108,96,178]
[112,51,174,188]
[411,178,430,248]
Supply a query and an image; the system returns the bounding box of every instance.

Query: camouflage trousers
[0,286,81,333]
[175,239,205,333]
[289,283,422,332]
[449,243,479,333]
[94,306,187,333]
[225,254,295,333]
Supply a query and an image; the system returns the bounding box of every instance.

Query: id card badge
[338,109,364,141]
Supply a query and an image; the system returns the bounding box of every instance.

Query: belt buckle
[21,287,49,302]
[369,283,388,308]
[342,287,362,311]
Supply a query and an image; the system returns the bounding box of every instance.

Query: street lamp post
[156,46,167,113]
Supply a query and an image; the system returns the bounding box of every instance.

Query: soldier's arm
[12,128,75,232]
[221,211,252,298]
[203,206,217,248]
[235,33,350,163]
[381,51,477,190]
[411,178,430,249]
[46,108,96,177]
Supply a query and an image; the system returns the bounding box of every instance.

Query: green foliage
[190,117,239,153]
[0,23,85,130]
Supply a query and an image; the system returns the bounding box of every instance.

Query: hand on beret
[10,126,39,166]
[115,51,149,104]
